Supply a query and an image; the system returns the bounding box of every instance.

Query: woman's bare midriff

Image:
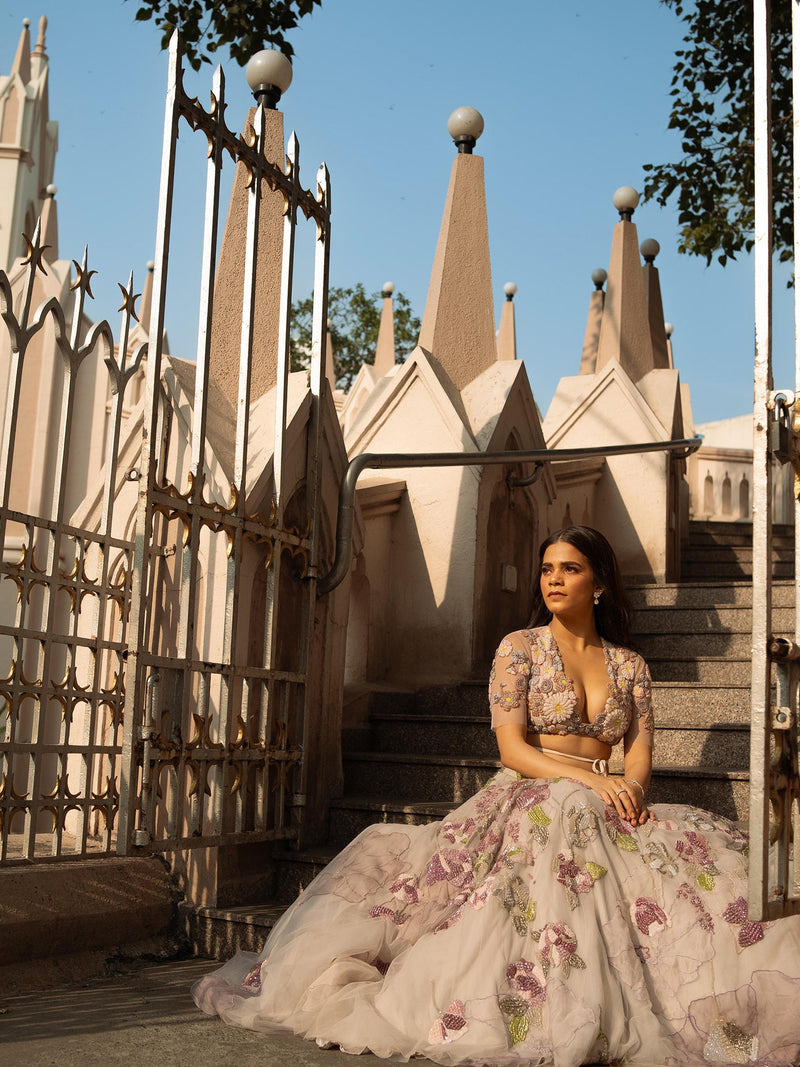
[526,730,612,770]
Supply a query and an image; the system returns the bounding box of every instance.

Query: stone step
[651,682,751,723]
[343,751,499,804]
[353,681,756,743]
[688,520,793,542]
[184,902,286,958]
[637,631,752,658]
[0,857,180,987]
[647,655,752,684]
[633,605,793,633]
[628,580,794,608]
[328,797,452,848]
[682,561,794,581]
[363,713,750,768]
[683,545,793,563]
[182,845,339,959]
[342,738,751,807]
[330,768,749,846]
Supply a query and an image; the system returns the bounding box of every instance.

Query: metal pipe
[317,436,702,596]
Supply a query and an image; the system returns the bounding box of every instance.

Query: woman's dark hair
[528,525,633,648]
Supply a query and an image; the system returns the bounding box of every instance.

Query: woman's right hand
[578,771,645,824]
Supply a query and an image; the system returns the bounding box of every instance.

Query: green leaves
[127,0,322,71]
[644,0,792,268]
[290,284,421,390]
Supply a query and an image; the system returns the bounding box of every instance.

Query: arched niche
[472,434,537,672]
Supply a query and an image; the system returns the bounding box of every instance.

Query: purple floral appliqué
[555,852,604,908]
[425,849,474,891]
[506,958,547,1008]
[675,830,719,890]
[632,897,670,936]
[676,881,715,932]
[241,962,262,992]
[722,896,766,948]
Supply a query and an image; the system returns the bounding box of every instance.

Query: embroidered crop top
[489,626,654,746]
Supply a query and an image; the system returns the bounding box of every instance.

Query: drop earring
[593,591,601,605]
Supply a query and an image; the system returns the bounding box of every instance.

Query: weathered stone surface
[0,857,177,968]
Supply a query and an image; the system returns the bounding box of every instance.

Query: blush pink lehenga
[192,631,800,1066]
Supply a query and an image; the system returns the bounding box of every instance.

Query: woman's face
[539,541,600,619]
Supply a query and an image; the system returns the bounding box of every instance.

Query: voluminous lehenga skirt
[192,769,800,1066]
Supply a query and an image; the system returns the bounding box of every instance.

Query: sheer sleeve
[629,655,655,747]
[489,631,532,730]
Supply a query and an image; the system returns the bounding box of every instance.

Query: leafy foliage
[129,0,321,70]
[290,284,421,390]
[643,0,792,266]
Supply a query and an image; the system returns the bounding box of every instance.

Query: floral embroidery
[426,849,475,891]
[428,1000,468,1044]
[703,1017,758,1064]
[554,851,606,908]
[506,958,547,1006]
[390,875,419,905]
[515,781,551,812]
[500,959,547,1044]
[241,962,262,992]
[605,808,640,852]
[632,897,670,936]
[369,903,408,925]
[540,690,576,722]
[490,627,653,743]
[539,921,586,977]
[641,840,679,877]
[676,882,715,931]
[565,803,600,847]
[675,831,719,890]
[722,896,766,948]
[683,810,718,833]
[493,871,537,935]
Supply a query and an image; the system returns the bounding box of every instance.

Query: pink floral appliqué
[555,852,597,897]
[722,896,766,948]
[428,999,468,1044]
[632,897,670,936]
[506,958,547,1007]
[241,962,262,992]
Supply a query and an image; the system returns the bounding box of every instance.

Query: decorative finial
[45,184,57,197]
[33,14,47,57]
[147,260,155,272]
[22,17,31,28]
[245,49,293,109]
[612,185,640,221]
[664,322,674,338]
[591,268,607,291]
[503,282,517,301]
[640,238,660,263]
[447,106,484,154]
[382,281,395,298]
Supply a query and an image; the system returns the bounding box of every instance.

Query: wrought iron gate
[0,34,331,862]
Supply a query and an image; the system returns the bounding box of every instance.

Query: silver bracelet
[625,777,645,795]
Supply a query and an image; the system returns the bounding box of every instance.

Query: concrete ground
[0,957,398,1067]
[0,956,622,1067]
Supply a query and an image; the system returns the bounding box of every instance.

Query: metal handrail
[315,435,702,595]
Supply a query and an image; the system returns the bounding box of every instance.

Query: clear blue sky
[2,0,794,425]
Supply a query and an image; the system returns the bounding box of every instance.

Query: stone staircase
[189,522,797,957]
[682,519,794,580]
